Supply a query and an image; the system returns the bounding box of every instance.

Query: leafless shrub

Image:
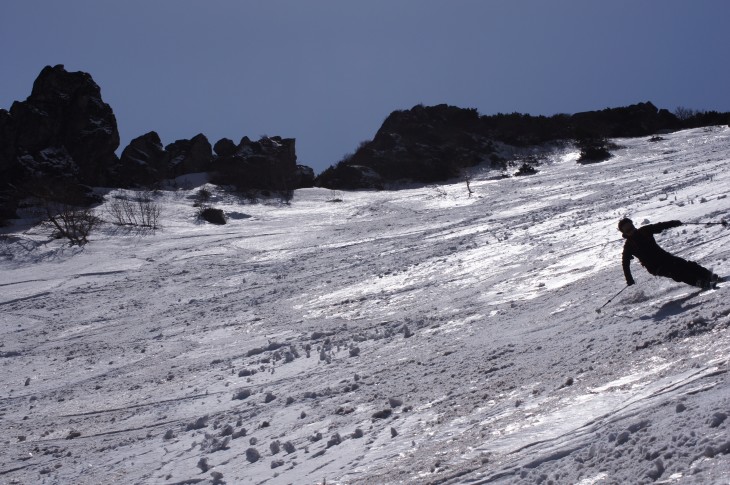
[45,202,100,246]
[461,168,475,197]
[26,183,100,245]
[106,191,161,229]
[430,185,447,198]
[326,190,343,203]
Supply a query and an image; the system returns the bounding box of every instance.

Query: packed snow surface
[1,127,730,484]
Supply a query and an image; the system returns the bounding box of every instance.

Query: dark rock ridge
[117,131,171,187]
[0,65,313,222]
[210,136,314,193]
[317,105,496,189]
[1,65,121,217]
[8,65,121,185]
[116,132,313,191]
[315,102,730,189]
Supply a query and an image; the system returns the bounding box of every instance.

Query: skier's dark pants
[652,256,713,288]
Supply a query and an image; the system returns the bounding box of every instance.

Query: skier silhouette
[618,218,721,289]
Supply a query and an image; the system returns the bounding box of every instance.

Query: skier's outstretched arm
[646,220,682,234]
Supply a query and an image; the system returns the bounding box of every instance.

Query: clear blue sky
[2,1,729,174]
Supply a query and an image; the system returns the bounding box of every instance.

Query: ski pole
[683,221,728,226]
[595,285,630,314]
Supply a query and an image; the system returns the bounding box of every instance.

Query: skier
[618,217,722,289]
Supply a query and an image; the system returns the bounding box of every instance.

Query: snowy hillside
[1,126,730,485]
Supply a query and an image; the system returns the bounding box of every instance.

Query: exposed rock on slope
[0,65,120,217]
[0,66,313,222]
[8,64,121,185]
[210,136,314,192]
[315,101,725,189]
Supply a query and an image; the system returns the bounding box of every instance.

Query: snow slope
[1,126,729,485]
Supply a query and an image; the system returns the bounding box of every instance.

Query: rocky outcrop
[8,64,120,185]
[167,134,213,178]
[292,165,315,189]
[315,102,692,190]
[117,132,170,187]
[316,104,496,189]
[0,65,313,222]
[211,136,312,192]
[213,138,237,157]
[116,132,214,186]
[115,132,312,192]
[571,102,681,139]
[0,65,120,221]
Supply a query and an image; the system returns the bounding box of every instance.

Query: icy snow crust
[1,127,730,484]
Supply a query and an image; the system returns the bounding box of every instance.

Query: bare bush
[28,183,100,245]
[326,190,343,203]
[461,167,475,197]
[106,191,161,229]
[46,203,100,246]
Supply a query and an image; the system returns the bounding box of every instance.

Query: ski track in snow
[1,127,730,484]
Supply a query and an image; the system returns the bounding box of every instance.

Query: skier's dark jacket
[622,220,682,285]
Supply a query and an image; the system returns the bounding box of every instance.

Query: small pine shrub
[576,137,613,163]
[200,207,226,225]
[514,163,538,176]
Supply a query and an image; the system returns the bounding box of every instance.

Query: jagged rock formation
[211,136,314,192]
[0,65,121,218]
[166,133,213,179]
[117,131,171,187]
[116,132,315,191]
[8,65,121,185]
[315,102,729,190]
[316,104,495,189]
[0,65,312,223]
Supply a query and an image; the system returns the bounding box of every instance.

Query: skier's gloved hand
[627,279,635,286]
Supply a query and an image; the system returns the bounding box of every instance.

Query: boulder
[117,131,170,186]
[166,133,212,177]
[213,138,237,157]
